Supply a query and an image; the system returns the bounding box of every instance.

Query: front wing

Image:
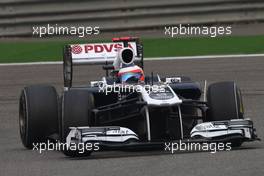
[65,119,259,153]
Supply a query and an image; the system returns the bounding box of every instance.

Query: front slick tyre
[207,81,244,147]
[19,85,58,149]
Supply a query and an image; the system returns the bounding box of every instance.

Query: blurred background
[1,0,264,38]
[0,0,264,62]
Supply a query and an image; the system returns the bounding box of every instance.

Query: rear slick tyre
[61,89,94,157]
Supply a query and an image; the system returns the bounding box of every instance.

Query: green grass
[1,35,264,63]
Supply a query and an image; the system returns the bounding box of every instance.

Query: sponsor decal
[71,45,83,54]
[70,42,137,59]
[84,43,133,53]
[72,43,134,54]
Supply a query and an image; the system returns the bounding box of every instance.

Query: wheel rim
[19,92,27,144]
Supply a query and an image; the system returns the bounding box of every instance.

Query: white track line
[145,53,264,61]
[0,53,264,66]
[0,61,62,66]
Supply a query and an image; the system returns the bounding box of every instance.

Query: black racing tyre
[206,82,244,147]
[61,89,94,157]
[19,85,58,149]
[207,81,244,121]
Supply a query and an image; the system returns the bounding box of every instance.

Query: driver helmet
[118,65,144,83]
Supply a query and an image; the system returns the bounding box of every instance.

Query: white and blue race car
[19,37,259,157]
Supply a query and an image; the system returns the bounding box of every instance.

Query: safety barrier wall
[0,0,264,37]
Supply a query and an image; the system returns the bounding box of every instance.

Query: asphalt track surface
[0,56,263,176]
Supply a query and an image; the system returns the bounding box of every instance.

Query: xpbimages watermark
[164,24,232,38]
[164,141,232,154]
[98,82,166,95]
[32,24,100,37]
[32,140,100,154]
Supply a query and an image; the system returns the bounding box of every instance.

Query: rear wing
[63,37,143,88]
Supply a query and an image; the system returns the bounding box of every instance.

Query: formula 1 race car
[19,37,259,157]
